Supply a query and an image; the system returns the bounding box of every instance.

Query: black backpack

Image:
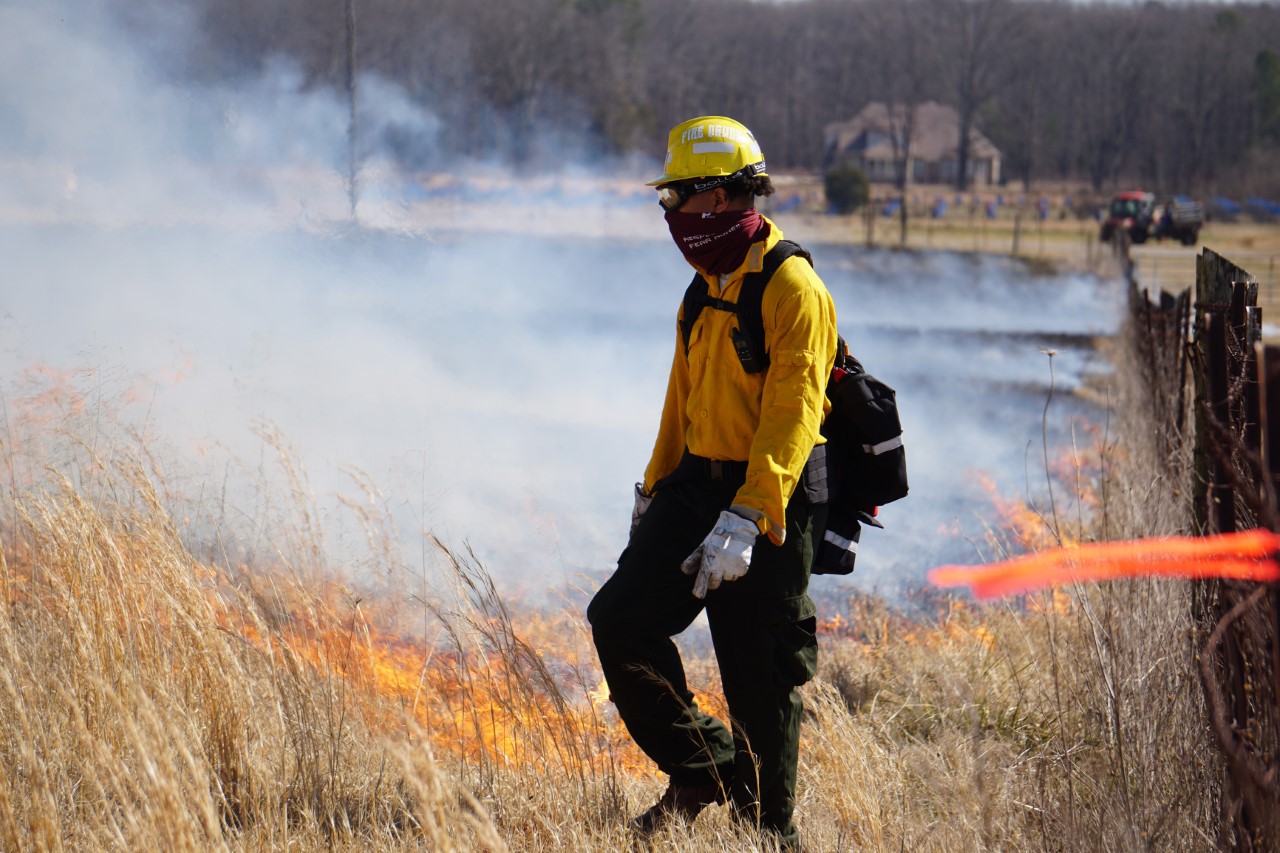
[678,239,908,575]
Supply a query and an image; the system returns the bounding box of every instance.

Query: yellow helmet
[647,116,768,187]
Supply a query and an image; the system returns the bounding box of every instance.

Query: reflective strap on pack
[862,434,904,456]
[823,529,859,554]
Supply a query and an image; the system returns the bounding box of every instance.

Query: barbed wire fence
[1127,248,1280,851]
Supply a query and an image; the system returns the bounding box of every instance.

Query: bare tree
[1059,5,1151,191]
[344,0,358,220]
[1152,8,1255,192]
[871,0,937,190]
[980,2,1057,190]
[930,0,1018,190]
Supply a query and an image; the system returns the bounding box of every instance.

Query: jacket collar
[705,216,782,295]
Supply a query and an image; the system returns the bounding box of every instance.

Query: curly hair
[723,174,776,204]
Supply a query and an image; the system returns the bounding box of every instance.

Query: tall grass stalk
[0,328,1222,850]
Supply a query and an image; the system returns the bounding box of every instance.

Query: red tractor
[1100,190,1202,246]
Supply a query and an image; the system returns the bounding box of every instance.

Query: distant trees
[976,1,1048,191]
[932,0,1019,189]
[1070,6,1150,192]
[155,0,1280,195]
[1254,48,1280,144]
[861,0,934,190]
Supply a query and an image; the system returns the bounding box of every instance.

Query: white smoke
[0,0,1122,602]
[0,0,669,591]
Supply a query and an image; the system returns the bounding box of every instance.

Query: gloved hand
[630,482,652,537]
[681,510,758,599]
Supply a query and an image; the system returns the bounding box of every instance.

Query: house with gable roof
[823,101,1002,187]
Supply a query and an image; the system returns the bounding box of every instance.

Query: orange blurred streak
[930,529,1280,599]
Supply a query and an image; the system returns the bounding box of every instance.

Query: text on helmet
[681,123,758,151]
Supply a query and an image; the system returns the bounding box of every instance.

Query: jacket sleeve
[642,311,692,494]
[732,259,838,544]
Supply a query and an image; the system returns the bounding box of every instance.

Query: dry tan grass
[0,313,1223,852]
[0,411,509,851]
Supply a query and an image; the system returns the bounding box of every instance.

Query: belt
[673,451,749,482]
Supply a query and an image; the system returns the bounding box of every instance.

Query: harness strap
[863,435,904,456]
[678,239,813,374]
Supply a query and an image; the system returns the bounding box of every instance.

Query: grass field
[0,294,1230,851]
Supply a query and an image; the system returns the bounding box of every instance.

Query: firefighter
[587,116,838,851]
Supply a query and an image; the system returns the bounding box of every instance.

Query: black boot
[630,782,726,835]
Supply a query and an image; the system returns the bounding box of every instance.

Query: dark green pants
[587,471,822,846]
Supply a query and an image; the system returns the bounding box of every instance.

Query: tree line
[147,0,1280,195]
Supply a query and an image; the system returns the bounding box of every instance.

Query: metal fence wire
[1131,248,1280,851]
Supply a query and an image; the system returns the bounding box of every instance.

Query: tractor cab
[1100,191,1157,244]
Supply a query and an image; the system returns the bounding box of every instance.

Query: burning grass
[0,352,1221,851]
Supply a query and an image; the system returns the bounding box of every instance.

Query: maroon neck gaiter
[664,208,769,276]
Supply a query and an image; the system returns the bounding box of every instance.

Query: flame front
[207,573,665,778]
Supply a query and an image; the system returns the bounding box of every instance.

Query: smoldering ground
[0,0,1121,599]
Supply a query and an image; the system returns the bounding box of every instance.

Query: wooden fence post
[1259,344,1280,500]
[1204,310,1236,535]
[1262,346,1280,827]
[1189,248,1280,851]
[1193,249,1254,536]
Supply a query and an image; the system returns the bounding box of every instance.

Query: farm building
[823,101,1002,187]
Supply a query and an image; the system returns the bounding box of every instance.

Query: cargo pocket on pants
[772,594,818,687]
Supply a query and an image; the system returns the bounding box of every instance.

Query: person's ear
[711,188,730,213]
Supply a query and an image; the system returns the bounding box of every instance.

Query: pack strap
[679,239,813,374]
[863,435,904,456]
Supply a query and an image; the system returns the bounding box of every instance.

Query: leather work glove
[681,510,758,599]
[630,482,652,537]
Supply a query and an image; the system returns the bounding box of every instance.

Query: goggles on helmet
[655,160,768,210]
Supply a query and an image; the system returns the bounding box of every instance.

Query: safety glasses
[656,161,766,210]
[657,182,698,211]
[657,175,736,211]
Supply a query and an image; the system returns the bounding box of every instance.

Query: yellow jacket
[643,220,839,545]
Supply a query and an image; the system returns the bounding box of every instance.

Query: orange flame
[201,569,664,778]
[929,528,1280,599]
[0,365,692,784]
